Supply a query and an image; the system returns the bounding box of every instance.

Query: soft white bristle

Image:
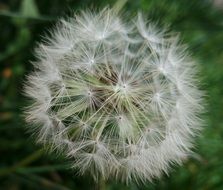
[24,8,204,183]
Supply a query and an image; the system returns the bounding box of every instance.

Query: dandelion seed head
[24,7,204,183]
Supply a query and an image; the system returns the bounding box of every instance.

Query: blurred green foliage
[0,0,223,189]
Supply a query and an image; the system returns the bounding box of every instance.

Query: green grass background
[0,0,223,189]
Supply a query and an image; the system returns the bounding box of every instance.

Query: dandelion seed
[24,7,204,183]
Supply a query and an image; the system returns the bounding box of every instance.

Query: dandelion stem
[95,179,106,190]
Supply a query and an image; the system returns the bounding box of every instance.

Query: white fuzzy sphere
[24,8,203,183]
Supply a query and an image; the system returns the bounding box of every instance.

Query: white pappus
[24,8,204,183]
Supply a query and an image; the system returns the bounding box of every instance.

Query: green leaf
[16,165,69,174]
[20,0,40,18]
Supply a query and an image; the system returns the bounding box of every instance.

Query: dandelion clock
[24,7,204,184]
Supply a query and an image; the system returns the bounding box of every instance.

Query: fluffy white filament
[24,8,203,183]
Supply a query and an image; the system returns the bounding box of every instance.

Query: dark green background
[1,0,223,189]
